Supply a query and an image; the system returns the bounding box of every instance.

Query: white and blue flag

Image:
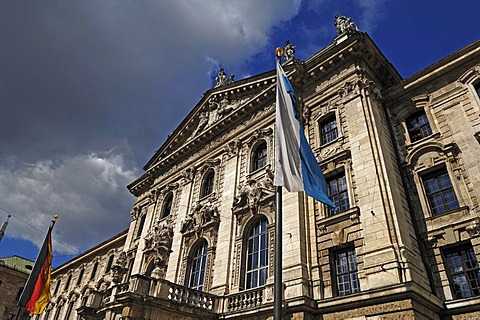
[274,59,337,208]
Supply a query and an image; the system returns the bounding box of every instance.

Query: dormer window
[406,111,432,142]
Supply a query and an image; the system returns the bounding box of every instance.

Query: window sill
[316,207,360,235]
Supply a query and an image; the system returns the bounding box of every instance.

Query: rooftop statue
[215,68,235,87]
[334,14,359,36]
[283,40,296,62]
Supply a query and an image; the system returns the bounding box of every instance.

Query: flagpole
[15,215,58,320]
[274,48,284,320]
[274,185,283,319]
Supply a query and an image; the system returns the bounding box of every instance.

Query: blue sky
[0,0,478,268]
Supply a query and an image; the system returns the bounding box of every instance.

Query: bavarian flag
[18,220,55,314]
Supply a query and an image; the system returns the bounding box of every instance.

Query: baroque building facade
[40,16,480,320]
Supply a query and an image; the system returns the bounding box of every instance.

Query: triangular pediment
[143,69,277,171]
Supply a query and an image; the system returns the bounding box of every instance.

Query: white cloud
[0,153,138,254]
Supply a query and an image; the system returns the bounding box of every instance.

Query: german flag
[18,217,56,314]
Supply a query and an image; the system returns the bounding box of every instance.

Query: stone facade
[0,256,33,320]
[38,17,480,320]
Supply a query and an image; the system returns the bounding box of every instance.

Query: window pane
[327,172,349,215]
[334,247,359,296]
[321,116,338,145]
[189,240,208,291]
[443,245,480,299]
[245,217,269,289]
[423,168,459,215]
[407,111,432,142]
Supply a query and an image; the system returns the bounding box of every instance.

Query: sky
[0,0,478,267]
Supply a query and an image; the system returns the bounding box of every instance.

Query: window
[201,170,215,198]
[443,244,480,299]
[90,262,99,281]
[105,255,114,274]
[188,240,208,291]
[327,172,349,215]
[320,116,338,145]
[333,247,360,296]
[53,280,62,295]
[161,193,174,218]
[136,214,146,238]
[252,142,267,171]
[245,217,268,289]
[422,168,459,215]
[64,274,72,291]
[76,269,84,286]
[475,82,480,99]
[406,111,432,142]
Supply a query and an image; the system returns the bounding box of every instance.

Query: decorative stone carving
[130,206,141,221]
[181,167,196,185]
[214,68,234,87]
[194,110,210,135]
[233,172,274,214]
[223,140,241,159]
[217,96,235,116]
[283,40,296,62]
[181,202,219,234]
[334,14,359,36]
[466,218,480,237]
[144,224,174,253]
[245,128,273,147]
[111,252,127,283]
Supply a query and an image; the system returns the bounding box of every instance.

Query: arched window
[251,141,267,171]
[406,110,432,142]
[161,193,174,218]
[188,240,208,291]
[245,217,268,289]
[201,170,215,198]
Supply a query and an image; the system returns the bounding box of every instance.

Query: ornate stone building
[40,16,480,320]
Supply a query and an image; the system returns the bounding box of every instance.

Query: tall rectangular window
[327,172,349,216]
[320,116,338,145]
[443,244,480,299]
[333,247,360,296]
[422,168,459,215]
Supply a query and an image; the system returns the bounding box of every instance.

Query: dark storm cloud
[0,0,303,252]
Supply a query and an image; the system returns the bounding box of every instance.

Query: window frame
[442,244,480,299]
[421,167,459,216]
[406,110,433,143]
[251,141,268,172]
[244,217,269,290]
[326,171,350,216]
[332,246,360,296]
[161,192,174,219]
[188,239,209,291]
[319,115,339,146]
[201,170,215,198]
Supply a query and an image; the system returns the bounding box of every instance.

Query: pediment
[144,71,277,172]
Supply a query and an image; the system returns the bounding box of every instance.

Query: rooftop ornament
[334,14,359,36]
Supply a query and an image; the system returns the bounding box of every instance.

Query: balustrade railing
[226,287,263,311]
[167,282,215,311]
